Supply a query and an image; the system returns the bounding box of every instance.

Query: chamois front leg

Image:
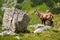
[43,20,46,25]
[41,20,44,24]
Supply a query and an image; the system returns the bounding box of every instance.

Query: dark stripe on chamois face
[36,10,41,17]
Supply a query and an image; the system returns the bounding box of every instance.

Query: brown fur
[34,9,53,25]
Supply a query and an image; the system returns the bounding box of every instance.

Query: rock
[0,30,16,36]
[34,24,44,28]
[29,24,44,29]
[15,36,20,40]
[33,24,52,33]
[34,28,44,33]
[29,24,52,33]
[2,7,30,34]
[34,25,52,33]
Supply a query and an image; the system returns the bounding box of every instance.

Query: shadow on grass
[15,30,30,34]
[52,29,59,33]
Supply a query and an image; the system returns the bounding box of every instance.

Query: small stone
[15,36,20,40]
[29,24,52,33]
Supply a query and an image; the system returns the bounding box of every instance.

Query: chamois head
[34,9,39,15]
[34,9,41,16]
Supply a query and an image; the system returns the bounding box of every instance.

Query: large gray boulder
[2,7,30,33]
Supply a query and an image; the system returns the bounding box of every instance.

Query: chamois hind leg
[50,20,54,26]
[48,19,54,27]
[43,20,46,25]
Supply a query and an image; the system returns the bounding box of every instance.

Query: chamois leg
[43,20,46,25]
[50,20,54,26]
[42,20,46,25]
[42,20,44,24]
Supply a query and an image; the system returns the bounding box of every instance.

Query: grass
[0,0,60,40]
[0,28,60,40]
[0,13,60,40]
